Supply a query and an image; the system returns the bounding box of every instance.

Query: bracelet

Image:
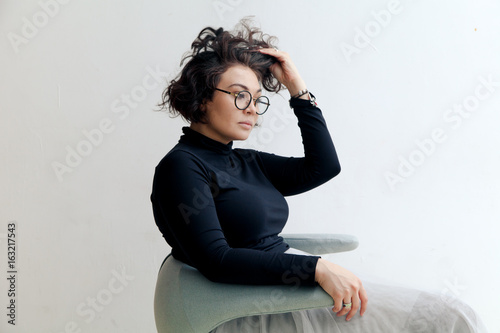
[289,92,318,107]
[292,89,309,99]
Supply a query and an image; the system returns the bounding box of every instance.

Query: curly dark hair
[158,19,283,123]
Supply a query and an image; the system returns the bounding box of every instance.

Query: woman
[151,20,486,332]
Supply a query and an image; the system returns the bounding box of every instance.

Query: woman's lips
[238,121,253,129]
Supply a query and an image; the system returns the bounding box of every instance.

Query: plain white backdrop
[1,0,499,332]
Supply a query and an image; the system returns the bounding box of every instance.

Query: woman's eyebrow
[227,83,262,93]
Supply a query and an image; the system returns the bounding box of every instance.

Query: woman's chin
[234,129,253,141]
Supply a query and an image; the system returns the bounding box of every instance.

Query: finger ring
[342,302,352,308]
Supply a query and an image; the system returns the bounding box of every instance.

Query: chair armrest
[154,256,334,333]
[281,234,359,254]
[154,236,360,332]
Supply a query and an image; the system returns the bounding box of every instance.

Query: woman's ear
[199,101,206,112]
[200,98,209,112]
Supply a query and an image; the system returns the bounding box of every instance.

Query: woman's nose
[245,100,258,114]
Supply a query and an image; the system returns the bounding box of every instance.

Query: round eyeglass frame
[214,88,270,115]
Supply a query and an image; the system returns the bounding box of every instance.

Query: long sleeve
[256,98,341,196]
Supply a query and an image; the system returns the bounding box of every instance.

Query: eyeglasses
[215,88,270,115]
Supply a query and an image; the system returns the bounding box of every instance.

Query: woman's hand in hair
[257,48,308,98]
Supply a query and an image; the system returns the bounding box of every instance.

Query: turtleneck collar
[180,127,233,155]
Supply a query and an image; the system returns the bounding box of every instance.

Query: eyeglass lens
[235,91,269,114]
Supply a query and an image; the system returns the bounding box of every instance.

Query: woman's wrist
[286,78,307,98]
[315,258,326,283]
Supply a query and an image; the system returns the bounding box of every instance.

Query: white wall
[1,0,499,332]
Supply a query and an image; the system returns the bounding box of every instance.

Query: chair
[153,234,359,333]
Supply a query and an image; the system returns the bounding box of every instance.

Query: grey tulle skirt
[210,249,487,333]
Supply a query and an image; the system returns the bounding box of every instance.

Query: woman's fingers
[257,48,288,78]
[345,296,360,321]
[315,259,368,321]
[335,291,365,321]
[359,284,369,316]
[257,47,286,58]
[336,298,353,317]
[344,286,367,321]
[332,295,344,313]
[257,48,305,94]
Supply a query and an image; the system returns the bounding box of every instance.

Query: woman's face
[192,64,261,144]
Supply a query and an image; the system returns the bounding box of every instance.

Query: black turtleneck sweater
[151,98,340,286]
